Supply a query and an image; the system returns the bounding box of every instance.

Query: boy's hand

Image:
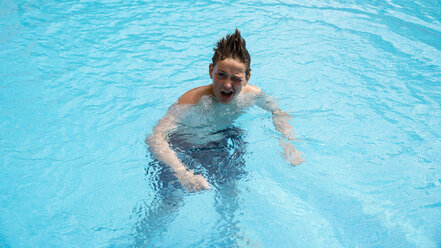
[176,170,211,192]
[280,140,305,166]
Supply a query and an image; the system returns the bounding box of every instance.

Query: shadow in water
[131,126,248,247]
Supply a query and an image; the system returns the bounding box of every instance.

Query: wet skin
[209,58,250,104]
[148,57,303,192]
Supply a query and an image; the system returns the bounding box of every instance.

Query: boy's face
[209,58,250,104]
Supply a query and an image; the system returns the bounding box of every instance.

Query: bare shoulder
[178,85,213,105]
[243,84,262,94]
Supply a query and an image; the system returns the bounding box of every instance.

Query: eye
[217,72,226,79]
[232,77,242,83]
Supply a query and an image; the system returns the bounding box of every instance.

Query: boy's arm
[146,104,210,191]
[256,92,305,166]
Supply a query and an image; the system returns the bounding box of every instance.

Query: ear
[244,69,251,86]
[209,63,214,79]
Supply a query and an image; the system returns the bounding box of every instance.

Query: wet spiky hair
[212,29,251,77]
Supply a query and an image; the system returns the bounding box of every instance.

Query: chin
[217,97,233,104]
[215,93,234,104]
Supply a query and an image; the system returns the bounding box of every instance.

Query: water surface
[0,0,440,247]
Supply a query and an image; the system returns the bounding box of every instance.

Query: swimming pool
[1,0,440,247]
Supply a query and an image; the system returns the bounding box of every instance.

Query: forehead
[215,58,246,75]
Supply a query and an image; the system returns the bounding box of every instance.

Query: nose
[223,78,232,89]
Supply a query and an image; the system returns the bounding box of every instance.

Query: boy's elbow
[145,134,159,153]
[145,133,155,145]
[146,133,168,154]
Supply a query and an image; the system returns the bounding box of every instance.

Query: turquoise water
[1,0,440,247]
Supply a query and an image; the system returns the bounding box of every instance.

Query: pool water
[1,0,440,247]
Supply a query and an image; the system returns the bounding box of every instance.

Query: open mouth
[221,91,233,98]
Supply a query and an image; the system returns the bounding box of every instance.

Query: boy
[146,29,303,192]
